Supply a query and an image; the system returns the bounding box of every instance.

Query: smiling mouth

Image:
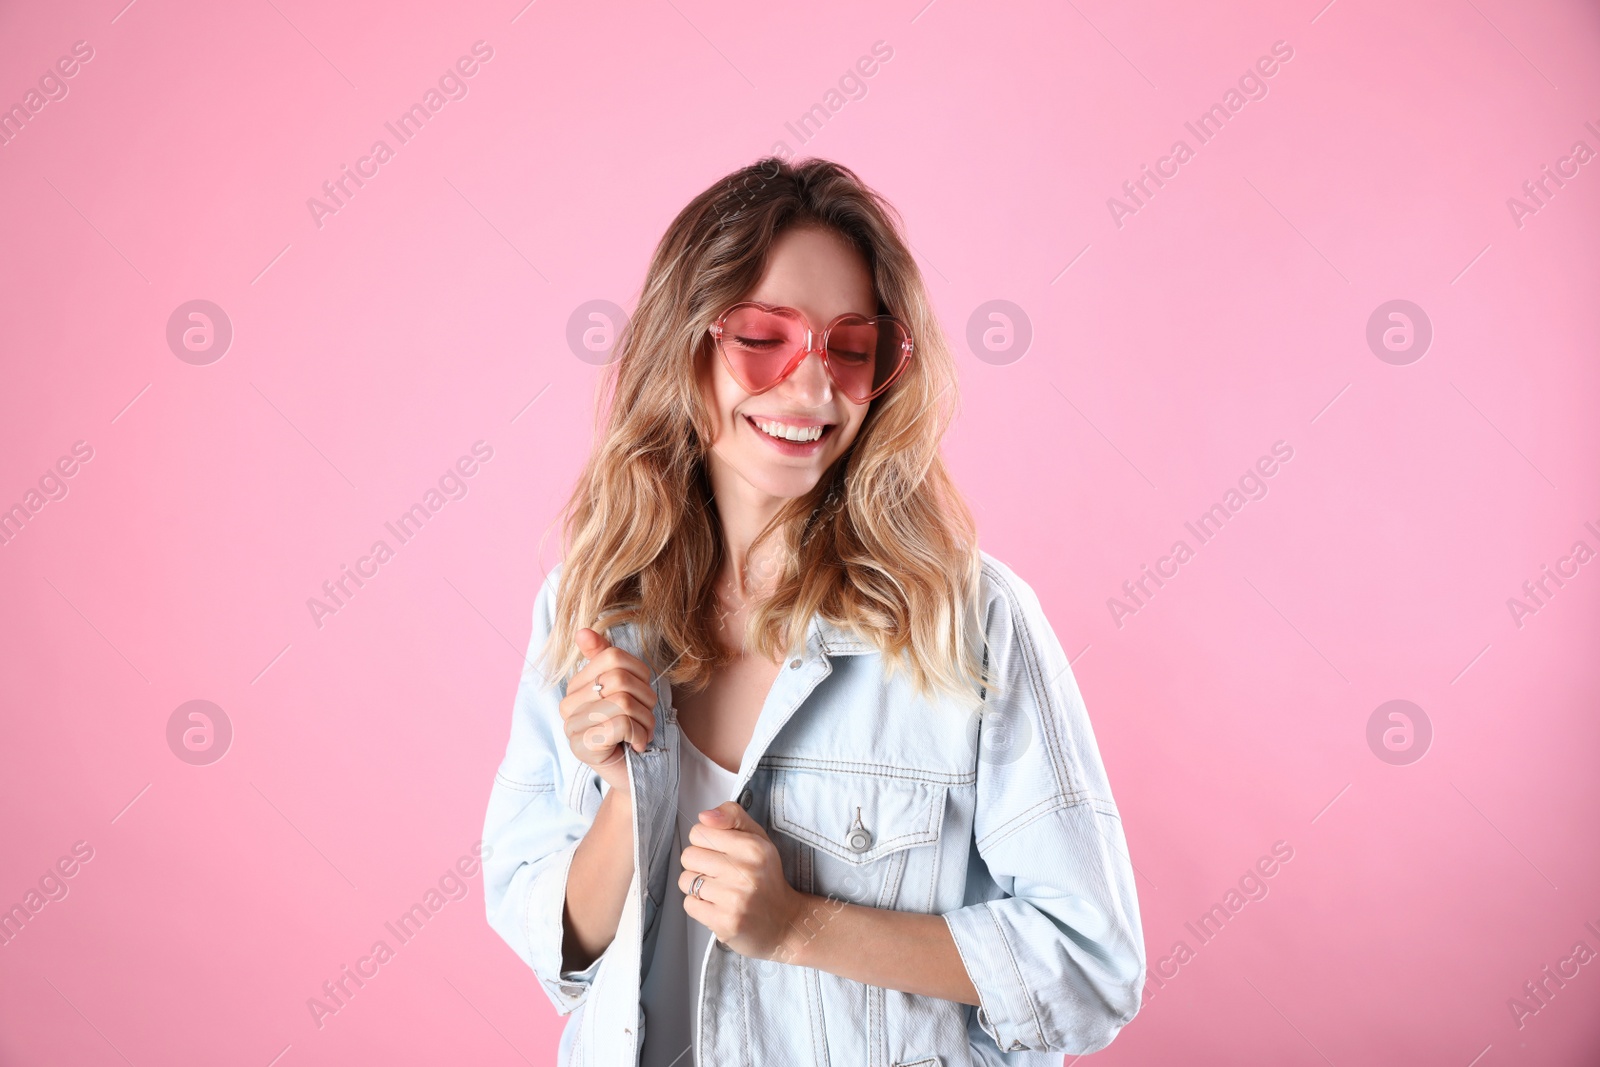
[746,415,834,444]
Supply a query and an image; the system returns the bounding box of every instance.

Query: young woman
[482,158,1145,1066]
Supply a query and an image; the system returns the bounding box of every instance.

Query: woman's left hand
[679,801,809,961]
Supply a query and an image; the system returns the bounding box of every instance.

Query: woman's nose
[782,346,833,403]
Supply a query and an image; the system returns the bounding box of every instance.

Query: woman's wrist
[594,751,633,801]
[774,890,844,967]
[599,775,632,815]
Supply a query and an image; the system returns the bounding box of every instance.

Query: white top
[639,722,742,1067]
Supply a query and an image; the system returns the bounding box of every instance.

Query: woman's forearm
[777,892,981,1005]
[561,785,635,972]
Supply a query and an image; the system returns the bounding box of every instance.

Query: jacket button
[737,786,753,809]
[789,658,803,669]
[847,827,873,852]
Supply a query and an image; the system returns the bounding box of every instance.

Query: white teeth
[752,418,824,443]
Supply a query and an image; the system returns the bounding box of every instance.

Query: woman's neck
[704,457,787,605]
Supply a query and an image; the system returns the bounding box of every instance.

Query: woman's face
[699,225,876,502]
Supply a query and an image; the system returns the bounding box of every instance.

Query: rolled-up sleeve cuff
[554,954,604,1004]
[944,902,1044,1053]
[525,838,603,1015]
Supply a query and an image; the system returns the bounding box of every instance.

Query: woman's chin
[729,460,827,502]
[754,471,826,501]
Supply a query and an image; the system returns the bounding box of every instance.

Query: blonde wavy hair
[538,157,993,710]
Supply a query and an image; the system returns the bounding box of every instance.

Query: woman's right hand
[560,627,659,793]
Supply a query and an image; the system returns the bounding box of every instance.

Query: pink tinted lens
[719,306,808,393]
[823,318,904,401]
[718,306,909,400]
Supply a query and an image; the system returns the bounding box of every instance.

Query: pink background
[3,0,1598,1063]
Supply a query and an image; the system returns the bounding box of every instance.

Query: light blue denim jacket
[482,551,1145,1066]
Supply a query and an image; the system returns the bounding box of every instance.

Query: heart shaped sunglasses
[708,301,914,404]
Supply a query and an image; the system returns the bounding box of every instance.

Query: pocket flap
[768,767,946,865]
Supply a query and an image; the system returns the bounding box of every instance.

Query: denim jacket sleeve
[482,563,611,1016]
[942,558,1146,1055]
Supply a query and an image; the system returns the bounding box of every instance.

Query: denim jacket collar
[809,613,877,657]
[608,612,878,666]
[608,611,876,819]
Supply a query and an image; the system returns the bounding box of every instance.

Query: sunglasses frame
[707,300,915,404]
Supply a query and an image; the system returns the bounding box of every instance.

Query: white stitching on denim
[493,773,555,793]
[737,950,753,1065]
[976,789,1123,854]
[769,770,946,863]
[868,980,880,1067]
[806,962,831,1067]
[981,561,1072,799]
[878,848,909,910]
[774,804,940,860]
[760,754,976,786]
[942,911,997,1048]
[532,841,586,1012]
[982,900,1047,1051]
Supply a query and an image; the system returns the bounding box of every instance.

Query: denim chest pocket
[767,766,948,914]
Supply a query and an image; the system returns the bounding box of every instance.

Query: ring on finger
[593,681,604,698]
[691,874,706,900]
